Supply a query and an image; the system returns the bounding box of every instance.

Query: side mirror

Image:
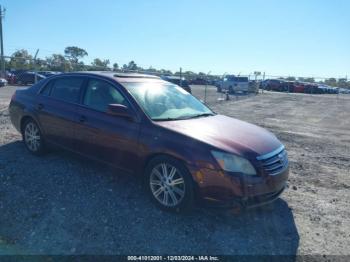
[107,104,134,120]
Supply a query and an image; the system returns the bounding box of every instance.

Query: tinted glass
[234,77,248,82]
[50,77,84,103]
[83,79,127,112]
[40,81,54,96]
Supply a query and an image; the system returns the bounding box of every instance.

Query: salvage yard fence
[3,56,349,106]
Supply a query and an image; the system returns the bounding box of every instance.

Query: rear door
[36,76,85,150]
[75,77,140,173]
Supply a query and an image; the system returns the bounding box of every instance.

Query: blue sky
[1,0,349,78]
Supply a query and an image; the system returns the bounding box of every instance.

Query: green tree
[127,60,138,71]
[325,78,337,87]
[113,63,119,71]
[64,46,88,64]
[46,53,71,72]
[159,69,172,75]
[337,78,348,88]
[9,49,33,70]
[298,77,315,83]
[286,76,296,81]
[91,58,110,70]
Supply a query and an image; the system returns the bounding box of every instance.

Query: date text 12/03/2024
[127,256,219,261]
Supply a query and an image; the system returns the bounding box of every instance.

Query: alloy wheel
[149,163,186,207]
[24,122,41,152]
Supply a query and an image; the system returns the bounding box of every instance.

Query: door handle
[37,103,44,110]
[79,115,86,123]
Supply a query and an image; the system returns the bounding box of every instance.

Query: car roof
[62,71,165,84]
[162,76,186,80]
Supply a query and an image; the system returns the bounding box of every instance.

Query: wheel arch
[20,115,42,135]
[142,152,199,189]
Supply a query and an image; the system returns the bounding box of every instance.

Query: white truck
[220,75,250,93]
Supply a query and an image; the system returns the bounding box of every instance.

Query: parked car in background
[0,78,8,87]
[9,72,289,212]
[213,80,223,92]
[327,86,339,94]
[304,83,321,94]
[6,72,16,85]
[279,81,296,92]
[339,88,350,94]
[190,78,208,85]
[161,76,192,93]
[16,72,46,85]
[261,79,283,91]
[38,71,61,78]
[221,75,249,93]
[292,82,305,93]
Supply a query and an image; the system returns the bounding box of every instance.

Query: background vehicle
[38,71,61,77]
[15,72,46,85]
[304,83,320,94]
[221,75,249,93]
[0,78,7,87]
[279,81,296,92]
[190,78,208,85]
[339,88,350,94]
[161,75,192,93]
[293,82,305,93]
[261,79,283,91]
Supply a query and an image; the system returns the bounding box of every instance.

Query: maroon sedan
[9,72,289,212]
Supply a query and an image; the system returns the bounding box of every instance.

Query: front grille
[257,146,288,176]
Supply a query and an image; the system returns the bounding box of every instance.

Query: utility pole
[262,72,265,94]
[204,71,211,104]
[0,5,6,78]
[179,67,182,86]
[33,49,39,83]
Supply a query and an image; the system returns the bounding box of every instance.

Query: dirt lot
[0,85,349,256]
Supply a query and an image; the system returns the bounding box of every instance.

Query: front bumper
[203,185,286,209]
[189,166,289,209]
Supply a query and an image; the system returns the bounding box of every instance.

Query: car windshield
[124,82,214,121]
[234,77,248,82]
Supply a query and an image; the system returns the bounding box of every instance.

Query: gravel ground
[0,85,349,256]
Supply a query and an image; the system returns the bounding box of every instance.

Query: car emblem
[278,153,284,163]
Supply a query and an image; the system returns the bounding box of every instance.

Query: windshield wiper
[152,117,180,121]
[153,113,215,121]
[182,113,215,119]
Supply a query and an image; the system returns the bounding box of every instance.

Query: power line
[0,5,5,78]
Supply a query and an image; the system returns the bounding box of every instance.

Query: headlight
[211,150,256,175]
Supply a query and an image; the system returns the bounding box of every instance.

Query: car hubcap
[24,122,40,152]
[150,163,185,207]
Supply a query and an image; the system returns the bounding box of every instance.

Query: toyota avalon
[9,72,289,212]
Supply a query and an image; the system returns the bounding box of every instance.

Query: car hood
[156,114,282,158]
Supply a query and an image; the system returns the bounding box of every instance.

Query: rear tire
[145,156,194,213]
[22,119,46,155]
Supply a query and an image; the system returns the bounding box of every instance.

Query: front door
[75,78,140,173]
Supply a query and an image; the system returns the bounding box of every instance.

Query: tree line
[6,46,178,76]
[5,46,350,88]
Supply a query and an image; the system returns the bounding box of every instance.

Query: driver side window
[83,79,127,112]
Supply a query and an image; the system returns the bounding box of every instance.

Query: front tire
[145,156,194,212]
[22,119,46,155]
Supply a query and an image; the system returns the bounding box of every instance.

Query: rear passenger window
[50,77,84,103]
[40,81,54,96]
